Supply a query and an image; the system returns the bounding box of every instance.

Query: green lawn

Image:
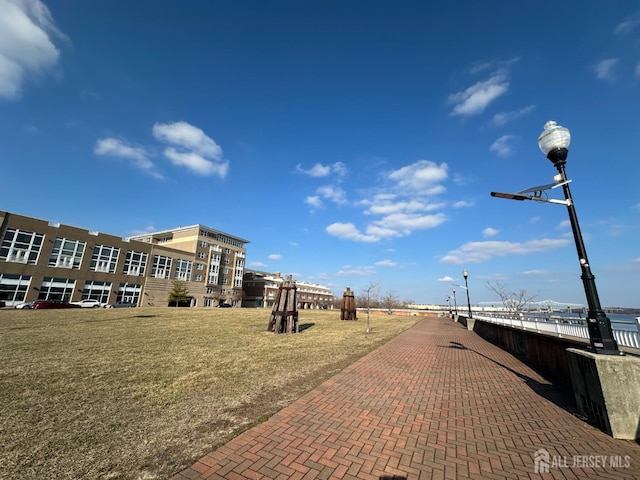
[0,307,423,480]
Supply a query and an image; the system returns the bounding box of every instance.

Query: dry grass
[0,307,422,480]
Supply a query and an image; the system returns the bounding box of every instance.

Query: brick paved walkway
[170,317,640,479]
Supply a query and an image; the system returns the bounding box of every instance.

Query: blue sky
[1,1,639,307]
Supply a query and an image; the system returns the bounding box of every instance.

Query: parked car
[71,299,109,308]
[15,301,35,309]
[33,300,80,309]
[107,302,137,308]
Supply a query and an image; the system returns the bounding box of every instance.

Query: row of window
[0,273,141,304]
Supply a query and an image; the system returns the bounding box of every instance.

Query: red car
[33,300,80,309]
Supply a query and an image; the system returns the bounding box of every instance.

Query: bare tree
[485,280,538,314]
[382,289,399,314]
[360,282,381,333]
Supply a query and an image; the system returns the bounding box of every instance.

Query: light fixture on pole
[452,288,458,316]
[491,120,619,354]
[462,268,472,319]
[446,296,452,315]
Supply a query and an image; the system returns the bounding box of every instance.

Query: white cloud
[490,135,516,157]
[249,261,267,268]
[152,121,222,158]
[492,105,535,126]
[305,196,323,209]
[614,10,640,34]
[316,185,347,204]
[364,199,443,216]
[336,265,376,276]
[387,160,448,193]
[0,0,67,99]
[482,227,499,238]
[375,259,397,267]
[530,216,541,224]
[296,162,347,179]
[634,203,640,210]
[437,276,454,282]
[296,163,330,177]
[449,73,509,116]
[453,200,474,208]
[326,223,380,243]
[163,147,229,177]
[556,219,571,229]
[523,269,548,275]
[152,121,227,177]
[636,63,640,78]
[94,137,163,179]
[594,59,619,82]
[267,254,282,260]
[440,238,570,264]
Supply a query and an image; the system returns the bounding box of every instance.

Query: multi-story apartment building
[129,225,248,307]
[243,270,334,309]
[0,210,249,308]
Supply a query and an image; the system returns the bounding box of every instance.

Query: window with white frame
[38,277,75,301]
[206,287,215,294]
[234,278,242,288]
[223,267,229,274]
[196,263,204,270]
[208,264,219,285]
[90,244,120,273]
[222,278,228,285]
[197,252,206,259]
[48,237,86,269]
[175,259,192,281]
[199,240,207,248]
[151,255,172,279]
[203,297,214,307]
[82,280,112,302]
[116,283,141,304]
[0,228,45,264]
[123,250,148,276]
[0,273,31,304]
[195,274,202,282]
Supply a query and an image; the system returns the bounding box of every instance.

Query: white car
[71,299,108,308]
[15,301,35,309]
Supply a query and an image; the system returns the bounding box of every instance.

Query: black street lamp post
[452,288,458,316]
[463,268,472,319]
[536,121,618,354]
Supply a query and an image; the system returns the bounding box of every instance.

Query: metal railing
[472,313,640,350]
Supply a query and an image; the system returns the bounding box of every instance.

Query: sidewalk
[171,317,640,479]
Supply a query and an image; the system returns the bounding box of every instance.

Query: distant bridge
[477,299,585,309]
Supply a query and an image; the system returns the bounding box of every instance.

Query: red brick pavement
[170,317,640,479]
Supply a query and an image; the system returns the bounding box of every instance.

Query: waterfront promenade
[171,317,640,479]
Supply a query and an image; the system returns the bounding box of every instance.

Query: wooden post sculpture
[267,275,299,334]
[341,286,357,320]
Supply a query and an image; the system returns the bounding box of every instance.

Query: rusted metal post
[341,286,357,320]
[267,275,299,333]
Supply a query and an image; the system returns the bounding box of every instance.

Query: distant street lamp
[452,288,458,316]
[463,268,472,319]
[491,120,619,354]
[446,296,452,314]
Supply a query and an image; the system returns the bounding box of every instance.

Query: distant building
[0,210,248,308]
[242,270,334,309]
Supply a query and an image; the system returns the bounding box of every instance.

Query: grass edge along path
[0,308,426,480]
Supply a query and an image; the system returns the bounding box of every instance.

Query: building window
[195,274,202,282]
[223,267,229,274]
[199,240,207,248]
[197,252,206,259]
[222,278,228,285]
[208,264,219,285]
[123,250,148,276]
[206,287,215,294]
[175,259,192,281]
[224,258,230,264]
[234,278,242,288]
[38,277,75,301]
[225,248,231,254]
[0,273,31,304]
[48,237,86,269]
[196,263,204,270]
[90,245,120,273]
[0,228,44,264]
[204,297,213,307]
[151,255,172,279]
[82,280,112,302]
[116,283,141,305]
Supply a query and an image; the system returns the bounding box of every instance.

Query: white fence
[473,314,640,350]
